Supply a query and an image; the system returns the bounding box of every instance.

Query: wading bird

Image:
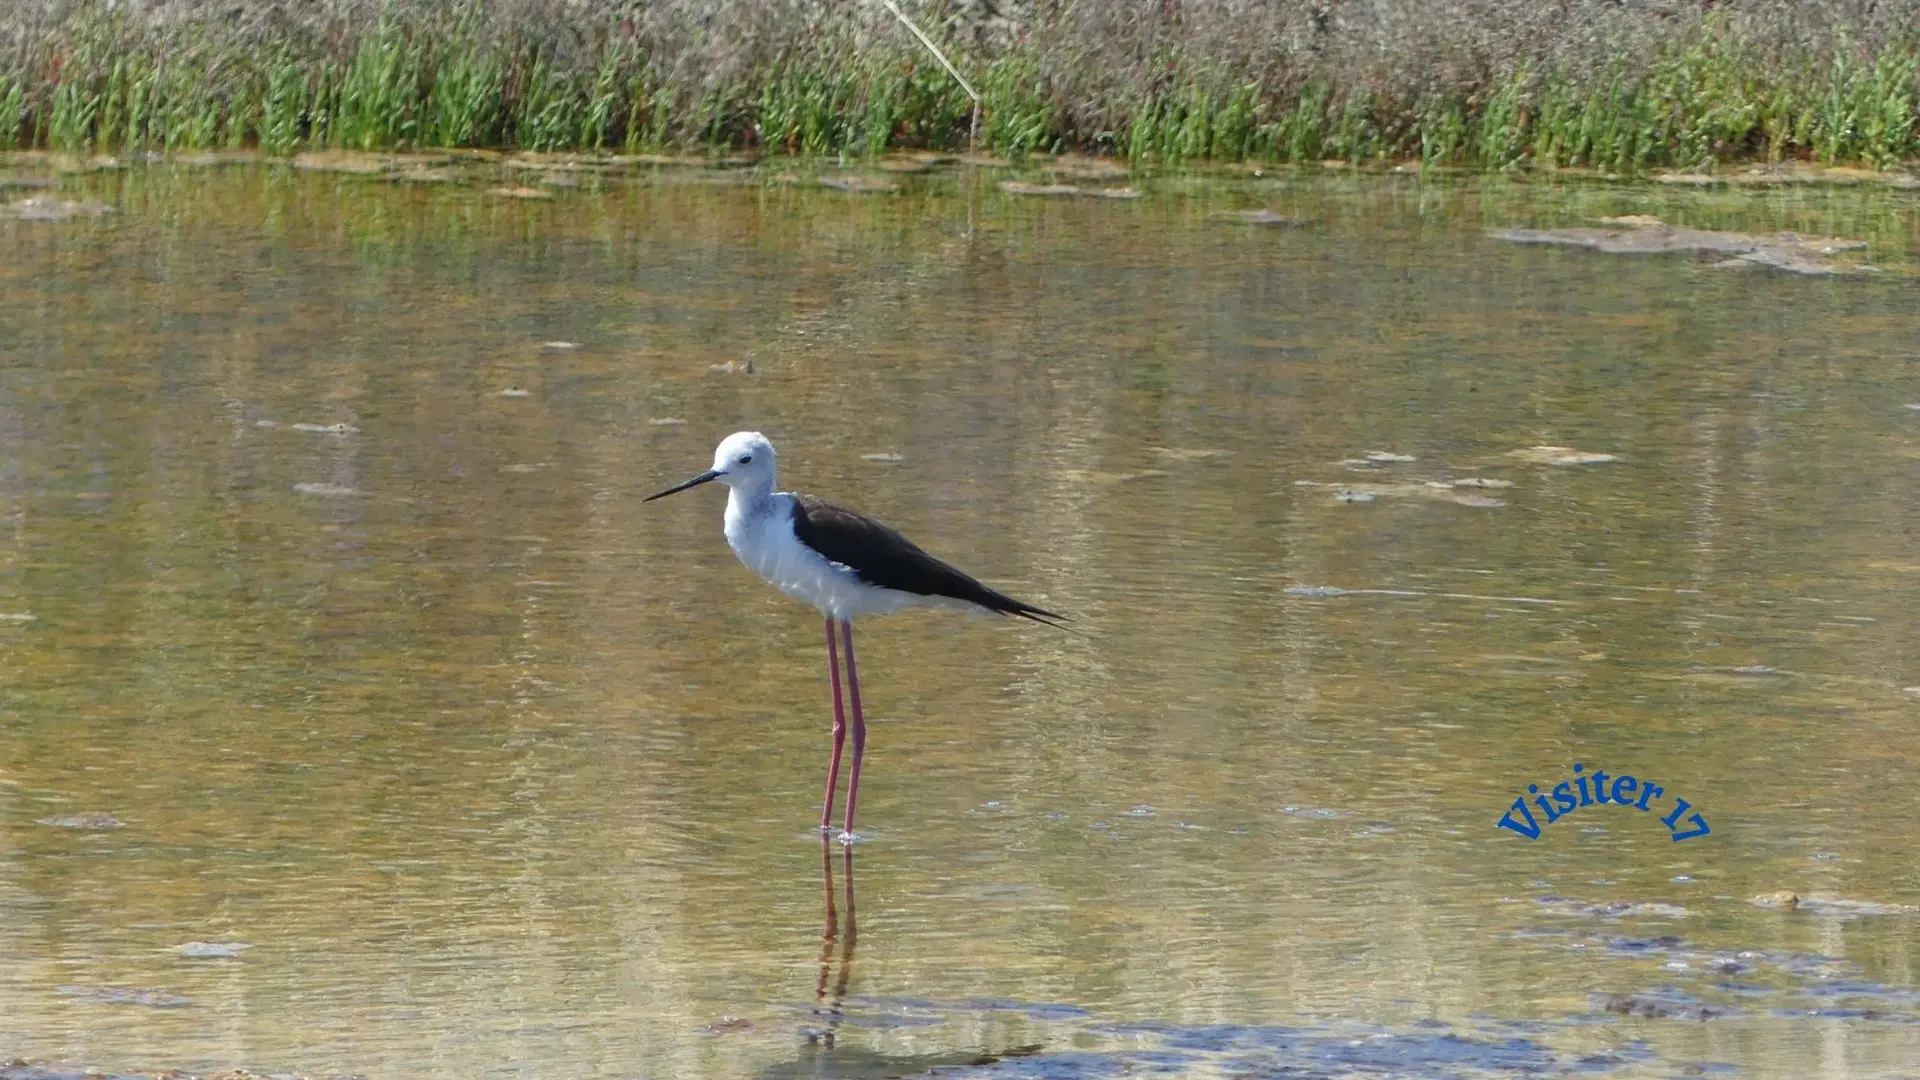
[645,431,1064,841]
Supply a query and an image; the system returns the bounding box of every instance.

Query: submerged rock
[1507,445,1618,466]
[487,186,553,200]
[1046,157,1131,181]
[503,153,612,172]
[1002,181,1082,197]
[622,153,726,168]
[1208,209,1300,226]
[55,985,191,1008]
[1535,896,1689,918]
[172,151,261,168]
[1296,480,1504,508]
[1490,217,1874,276]
[171,941,252,959]
[878,153,954,173]
[1657,164,1920,189]
[1598,991,1729,1021]
[1001,181,1141,199]
[40,154,125,175]
[1750,892,1917,916]
[1335,451,1417,467]
[290,150,398,175]
[36,812,126,829]
[1055,468,1167,485]
[1,1061,336,1080]
[818,175,899,194]
[1147,446,1229,461]
[3,196,114,221]
[393,166,464,184]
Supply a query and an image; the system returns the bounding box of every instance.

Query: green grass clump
[0,0,1915,171]
[333,11,423,149]
[0,76,23,149]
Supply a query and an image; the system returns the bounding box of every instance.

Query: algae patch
[1001,181,1142,200]
[1490,216,1875,276]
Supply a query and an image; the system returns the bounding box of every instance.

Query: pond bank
[3,0,1920,171]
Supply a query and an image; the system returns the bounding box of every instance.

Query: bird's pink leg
[821,615,848,832]
[839,617,867,842]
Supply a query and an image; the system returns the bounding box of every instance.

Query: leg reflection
[790,848,1044,1074]
[809,834,857,1045]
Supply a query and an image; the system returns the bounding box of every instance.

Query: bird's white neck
[725,480,777,523]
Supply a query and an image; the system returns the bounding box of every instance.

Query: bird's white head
[710,431,776,490]
[643,430,778,504]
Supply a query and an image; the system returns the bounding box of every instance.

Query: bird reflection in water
[807,833,856,1048]
[757,839,1044,1079]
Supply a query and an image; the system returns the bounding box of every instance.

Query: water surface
[2,157,1919,1079]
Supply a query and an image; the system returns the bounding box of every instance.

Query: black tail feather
[1009,604,1069,629]
[994,597,1077,633]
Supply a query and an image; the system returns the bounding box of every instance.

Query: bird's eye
[737,455,752,465]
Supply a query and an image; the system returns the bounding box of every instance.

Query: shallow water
[2,156,1919,1079]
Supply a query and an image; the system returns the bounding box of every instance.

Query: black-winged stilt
[645,431,1065,841]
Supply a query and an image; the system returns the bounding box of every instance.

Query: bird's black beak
[643,468,723,502]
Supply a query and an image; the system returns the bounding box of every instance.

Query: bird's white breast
[724,492,922,619]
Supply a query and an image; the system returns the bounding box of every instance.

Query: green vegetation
[2,0,1917,171]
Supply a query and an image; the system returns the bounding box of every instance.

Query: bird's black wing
[789,494,1066,627]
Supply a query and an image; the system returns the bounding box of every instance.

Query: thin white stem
[873,0,982,150]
